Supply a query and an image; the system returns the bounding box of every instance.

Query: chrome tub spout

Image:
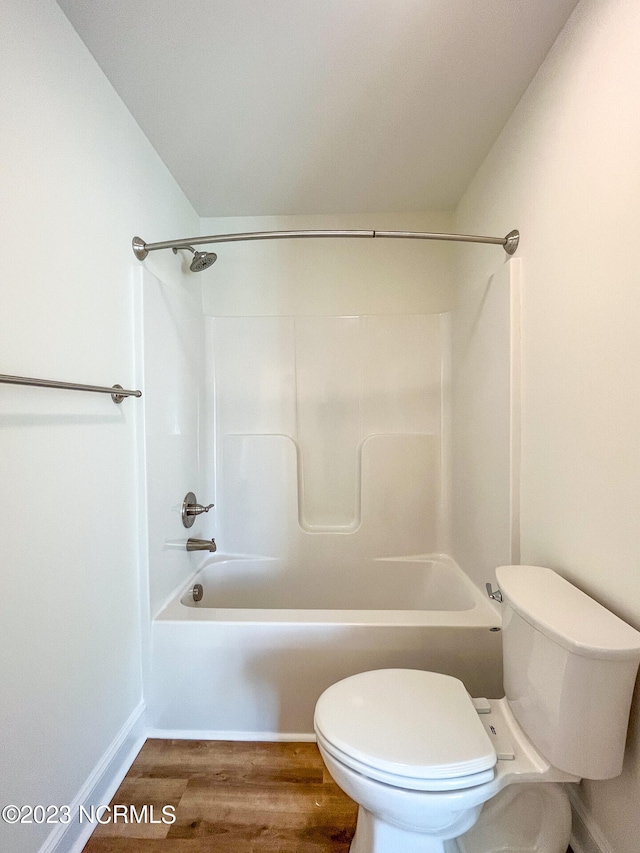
[186,538,217,552]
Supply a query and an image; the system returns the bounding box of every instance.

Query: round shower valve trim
[181,492,214,528]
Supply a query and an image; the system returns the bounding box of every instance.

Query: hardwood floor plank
[89,778,188,840]
[168,777,356,837]
[83,839,254,852]
[130,740,323,776]
[136,763,324,786]
[176,778,329,810]
[249,842,352,853]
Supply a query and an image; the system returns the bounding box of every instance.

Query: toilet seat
[314,669,497,792]
[316,728,496,792]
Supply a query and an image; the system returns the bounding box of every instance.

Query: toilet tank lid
[495,566,640,661]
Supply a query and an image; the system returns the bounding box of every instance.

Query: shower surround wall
[200,212,456,564]
[138,268,207,621]
[146,213,500,737]
[211,313,449,560]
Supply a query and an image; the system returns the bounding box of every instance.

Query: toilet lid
[314,669,496,783]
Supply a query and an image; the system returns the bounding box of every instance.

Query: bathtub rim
[155,552,502,628]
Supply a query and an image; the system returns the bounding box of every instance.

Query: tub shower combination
[139,226,517,739]
[152,553,502,737]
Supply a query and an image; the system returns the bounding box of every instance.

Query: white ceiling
[56,0,579,217]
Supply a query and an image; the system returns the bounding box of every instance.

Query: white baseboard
[145,728,316,742]
[568,786,613,853]
[39,701,146,853]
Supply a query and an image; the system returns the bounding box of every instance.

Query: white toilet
[314,565,640,853]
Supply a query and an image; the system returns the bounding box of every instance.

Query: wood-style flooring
[81,739,575,852]
[81,740,357,852]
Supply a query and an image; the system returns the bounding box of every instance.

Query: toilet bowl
[314,566,640,853]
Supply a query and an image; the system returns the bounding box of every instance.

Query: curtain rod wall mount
[132,228,519,267]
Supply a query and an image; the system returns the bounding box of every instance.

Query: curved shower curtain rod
[132,227,519,269]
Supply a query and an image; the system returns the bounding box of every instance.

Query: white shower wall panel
[221,434,300,557]
[141,270,207,617]
[360,314,443,435]
[210,313,449,557]
[295,316,362,528]
[210,315,297,435]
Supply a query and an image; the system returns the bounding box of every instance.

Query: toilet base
[348,782,571,853]
[350,803,484,853]
[448,782,572,853]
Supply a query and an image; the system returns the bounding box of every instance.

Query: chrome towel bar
[0,373,141,404]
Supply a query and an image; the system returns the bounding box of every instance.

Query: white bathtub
[150,554,503,739]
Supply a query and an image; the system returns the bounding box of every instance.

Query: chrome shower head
[172,245,217,272]
[189,250,217,271]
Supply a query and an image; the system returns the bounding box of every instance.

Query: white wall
[453,1,640,850]
[0,2,198,851]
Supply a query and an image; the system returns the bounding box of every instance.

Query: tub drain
[191,583,203,603]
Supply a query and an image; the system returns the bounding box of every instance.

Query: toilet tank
[495,565,640,779]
